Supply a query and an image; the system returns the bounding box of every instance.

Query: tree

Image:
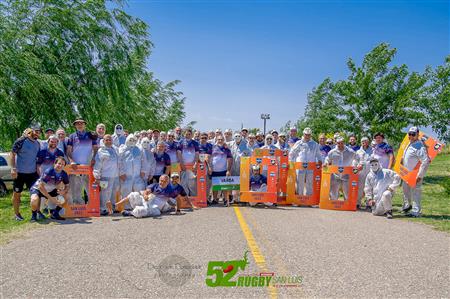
[0,0,185,149]
[420,56,450,143]
[290,43,444,146]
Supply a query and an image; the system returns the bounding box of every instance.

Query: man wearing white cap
[277,132,289,150]
[261,134,278,150]
[289,128,322,196]
[288,127,299,147]
[364,158,401,219]
[255,132,265,148]
[224,129,233,143]
[241,128,249,140]
[401,127,430,217]
[354,137,374,208]
[324,136,357,200]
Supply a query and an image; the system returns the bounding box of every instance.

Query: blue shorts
[210,171,227,179]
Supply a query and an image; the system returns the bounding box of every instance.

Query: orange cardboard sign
[394,132,445,187]
[319,165,358,211]
[62,165,100,218]
[251,148,289,205]
[239,156,278,203]
[178,162,208,209]
[286,162,322,206]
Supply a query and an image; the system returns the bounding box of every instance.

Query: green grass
[0,153,449,239]
[391,152,450,232]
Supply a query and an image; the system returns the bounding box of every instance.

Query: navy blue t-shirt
[250,174,267,191]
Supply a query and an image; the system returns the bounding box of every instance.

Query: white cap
[408,126,419,133]
[251,164,260,170]
[225,128,232,133]
[336,136,344,143]
[215,128,222,133]
[361,136,369,142]
[171,172,180,178]
[303,127,312,135]
[290,126,297,131]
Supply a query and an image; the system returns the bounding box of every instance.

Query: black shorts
[13,172,39,193]
[210,171,227,179]
[30,188,58,199]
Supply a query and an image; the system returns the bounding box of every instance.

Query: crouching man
[364,158,401,219]
[30,157,70,221]
[116,174,176,218]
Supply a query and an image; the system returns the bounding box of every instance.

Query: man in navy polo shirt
[37,135,65,175]
[67,119,98,204]
[10,125,41,220]
[179,128,199,196]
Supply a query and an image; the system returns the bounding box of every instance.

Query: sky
[124,0,449,133]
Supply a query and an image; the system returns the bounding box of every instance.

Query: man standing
[140,137,156,185]
[10,126,41,220]
[348,135,360,152]
[37,135,65,175]
[40,128,55,150]
[365,158,401,219]
[55,128,69,156]
[288,127,299,147]
[277,133,289,150]
[324,136,357,200]
[210,136,233,206]
[165,131,182,170]
[112,124,126,147]
[354,137,374,208]
[401,127,430,217]
[255,132,265,148]
[270,130,279,145]
[261,134,278,150]
[94,134,121,216]
[289,128,322,196]
[119,134,146,205]
[372,132,394,169]
[229,133,251,203]
[179,129,200,196]
[96,123,106,147]
[318,133,332,160]
[67,119,98,204]
[241,128,249,140]
[153,142,171,183]
[224,129,233,143]
[174,127,183,141]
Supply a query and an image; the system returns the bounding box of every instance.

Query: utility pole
[260,113,270,135]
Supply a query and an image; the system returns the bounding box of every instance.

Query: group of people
[9,118,429,221]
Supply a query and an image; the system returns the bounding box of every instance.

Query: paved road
[1,206,449,298]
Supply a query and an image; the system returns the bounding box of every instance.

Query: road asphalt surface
[1,205,449,298]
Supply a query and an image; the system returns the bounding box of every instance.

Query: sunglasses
[201,137,207,139]
[408,132,417,136]
[326,142,332,145]
[266,138,273,140]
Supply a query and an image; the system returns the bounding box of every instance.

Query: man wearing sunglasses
[401,127,430,217]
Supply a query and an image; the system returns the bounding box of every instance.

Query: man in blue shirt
[10,125,41,221]
[67,119,98,204]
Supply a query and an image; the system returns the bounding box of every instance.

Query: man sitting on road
[364,158,401,219]
[117,175,178,218]
[170,172,198,213]
[249,165,273,207]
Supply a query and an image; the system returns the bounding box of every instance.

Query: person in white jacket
[324,136,356,200]
[119,134,146,209]
[289,128,322,196]
[139,137,156,185]
[354,136,374,208]
[228,133,251,203]
[112,124,126,147]
[364,158,401,219]
[93,134,120,215]
[401,127,430,217]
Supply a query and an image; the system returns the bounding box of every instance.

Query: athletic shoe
[30,214,38,222]
[386,210,393,219]
[100,210,109,216]
[211,200,218,205]
[50,211,65,220]
[37,211,47,220]
[406,212,421,218]
[122,210,133,217]
[402,205,412,213]
[43,208,49,215]
[15,214,24,221]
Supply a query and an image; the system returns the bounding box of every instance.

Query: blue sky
[125,0,449,133]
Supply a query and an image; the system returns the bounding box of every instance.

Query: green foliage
[289,43,449,146]
[0,0,185,149]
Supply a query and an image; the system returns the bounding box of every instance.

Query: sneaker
[50,212,65,220]
[386,210,393,219]
[365,206,372,212]
[43,208,49,215]
[122,210,133,217]
[30,214,38,222]
[37,211,47,220]
[406,212,421,218]
[402,205,412,213]
[211,200,218,205]
[15,214,24,221]
[223,200,229,207]
[100,210,109,216]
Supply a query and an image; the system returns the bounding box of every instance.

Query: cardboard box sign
[239,156,278,203]
[62,165,100,218]
[393,132,445,188]
[319,165,359,211]
[286,162,322,206]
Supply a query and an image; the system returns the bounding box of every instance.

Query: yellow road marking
[233,206,278,299]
